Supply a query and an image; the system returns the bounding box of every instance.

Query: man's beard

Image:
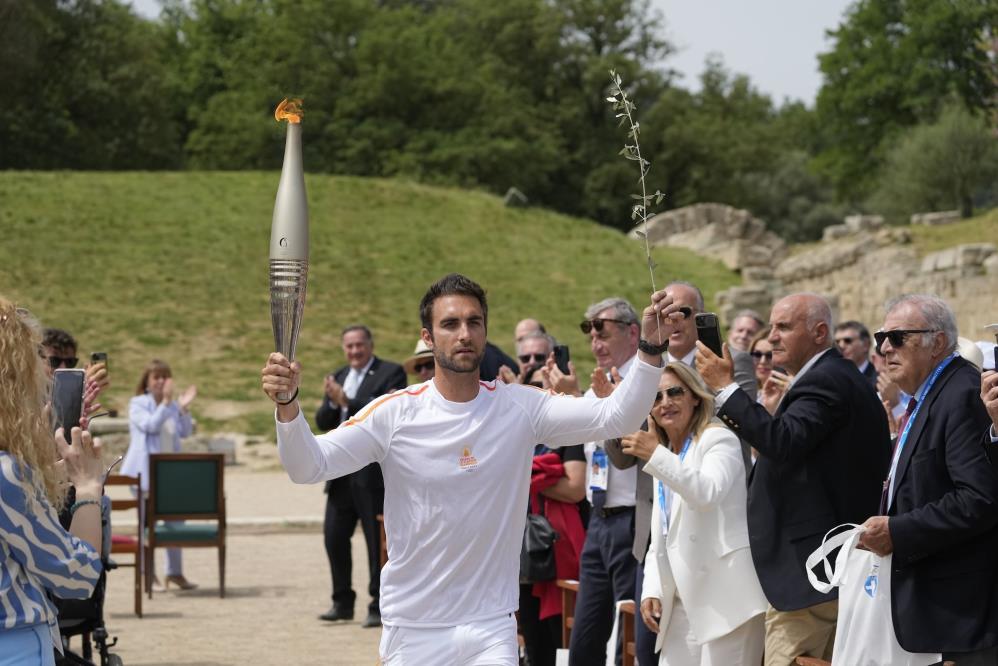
[435,347,484,374]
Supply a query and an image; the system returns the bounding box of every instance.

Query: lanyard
[658,436,692,535]
[886,355,954,504]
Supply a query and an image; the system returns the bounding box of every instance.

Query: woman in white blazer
[621,362,767,666]
[121,359,197,590]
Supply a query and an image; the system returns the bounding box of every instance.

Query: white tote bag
[805,524,940,666]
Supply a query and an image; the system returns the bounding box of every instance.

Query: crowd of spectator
[295,280,998,666]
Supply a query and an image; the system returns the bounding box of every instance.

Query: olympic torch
[270,98,309,402]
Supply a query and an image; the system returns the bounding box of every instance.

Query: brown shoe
[165,574,198,590]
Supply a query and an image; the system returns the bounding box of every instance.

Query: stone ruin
[637,203,998,340]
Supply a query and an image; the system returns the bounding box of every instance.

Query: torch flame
[275,98,303,124]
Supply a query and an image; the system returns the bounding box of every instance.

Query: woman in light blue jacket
[121,359,197,590]
[622,362,767,666]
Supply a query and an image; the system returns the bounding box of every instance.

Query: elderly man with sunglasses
[859,295,998,665]
[695,293,890,666]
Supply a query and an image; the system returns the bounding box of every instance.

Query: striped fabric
[0,451,101,647]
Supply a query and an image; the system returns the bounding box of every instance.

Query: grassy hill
[0,172,740,435]
[909,208,998,254]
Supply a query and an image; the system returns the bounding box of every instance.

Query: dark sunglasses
[518,353,547,364]
[580,318,629,334]
[873,329,939,354]
[412,361,434,373]
[45,355,78,369]
[835,337,854,346]
[654,386,687,402]
[750,350,773,362]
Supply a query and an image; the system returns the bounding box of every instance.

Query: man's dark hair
[835,320,871,342]
[341,324,373,342]
[419,273,488,332]
[42,328,77,352]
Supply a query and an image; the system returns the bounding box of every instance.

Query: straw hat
[957,336,984,371]
[403,339,434,374]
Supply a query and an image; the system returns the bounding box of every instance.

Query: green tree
[815,0,998,201]
[869,103,998,221]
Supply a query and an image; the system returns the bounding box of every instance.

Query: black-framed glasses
[873,329,939,354]
[835,336,854,347]
[750,350,773,362]
[580,318,630,334]
[654,386,687,402]
[518,353,547,365]
[412,361,434,373]
[676,306,693,319]
[46,355,78,369]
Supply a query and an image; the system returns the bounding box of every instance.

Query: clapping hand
[178,385,197,411]
[324,374,347,407]
[982,371,998,431]
[760,370,791,415]
[589,366,621,399]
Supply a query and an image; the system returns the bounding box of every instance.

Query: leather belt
[597,505,634,519]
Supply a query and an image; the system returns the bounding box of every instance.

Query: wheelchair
[54,493,125,666]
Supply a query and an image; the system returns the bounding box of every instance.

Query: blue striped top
[0,451,102,646]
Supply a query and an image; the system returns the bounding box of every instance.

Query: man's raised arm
[262,352,387,484]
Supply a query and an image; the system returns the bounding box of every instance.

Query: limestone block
[822,224,850,242]
[910,210,960,226]
[985,254,998,276]
[844,215,884,232]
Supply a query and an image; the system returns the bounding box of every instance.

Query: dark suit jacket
[315,356,407,494]
[861,361,878,387]
[605,420,653,563]
[887,357,998,653]
[717,347,891,611]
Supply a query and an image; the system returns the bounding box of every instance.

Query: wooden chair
[376,514,388,568]
[619,600,636,666]
[146,453,226,598]
[105,473,144,617]
[556,579,579,648]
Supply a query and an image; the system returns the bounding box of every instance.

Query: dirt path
[100,531,381,665]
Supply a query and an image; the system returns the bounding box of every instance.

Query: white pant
[379,613,518,665]
[660,597,765,666]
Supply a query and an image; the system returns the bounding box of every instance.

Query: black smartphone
[90,351,108,372]
[553,345,571,374]
[695,312,724,358]
[53,368,86,443]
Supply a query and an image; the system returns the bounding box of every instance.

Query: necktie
[894,397,917,449]
[343,368,362,400]
[880,397,917,514]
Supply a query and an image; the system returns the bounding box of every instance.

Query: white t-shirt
[276,358,662,627]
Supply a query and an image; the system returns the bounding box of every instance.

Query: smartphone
[90,351,108,371]
[553,345,571,374]
[695,312,724,358]
[53,369,86,443]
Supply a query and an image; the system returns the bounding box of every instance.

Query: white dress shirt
[341,356,375,421]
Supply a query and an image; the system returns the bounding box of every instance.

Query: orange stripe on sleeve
[341,384,429,428]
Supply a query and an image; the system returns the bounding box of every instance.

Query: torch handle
[270,258,309,402]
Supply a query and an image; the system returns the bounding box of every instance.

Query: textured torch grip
[270,259,308,402]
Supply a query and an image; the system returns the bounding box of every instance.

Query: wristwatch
[638,338,669,355]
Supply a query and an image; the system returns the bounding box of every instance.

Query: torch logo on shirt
[459,447,479,472]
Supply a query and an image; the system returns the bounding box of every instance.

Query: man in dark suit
[833,320,877,386]
[859,296,998,664]
[696,293,890,665]
[315,324,407,627]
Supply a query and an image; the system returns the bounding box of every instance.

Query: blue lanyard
[658,436,692,534]
[887,355,954,503]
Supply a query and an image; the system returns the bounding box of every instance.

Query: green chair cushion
[153,459,219,514]
[152,523,219,543]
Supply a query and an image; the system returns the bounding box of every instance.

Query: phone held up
[52,368,86,443]
[90,351,108,372]
[553,345,571,375]
[694,313,725,359]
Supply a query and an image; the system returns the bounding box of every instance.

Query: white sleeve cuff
[714,382,740,408]
[991,424,998,443]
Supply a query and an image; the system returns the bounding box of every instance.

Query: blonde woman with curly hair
[0,300,105,666]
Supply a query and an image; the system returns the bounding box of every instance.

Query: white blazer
[641,422,767,649]
[121,393,193,492]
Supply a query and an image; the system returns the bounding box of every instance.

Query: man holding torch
[261,273,681,665]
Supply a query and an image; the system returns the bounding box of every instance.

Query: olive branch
[606,70,665,335]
